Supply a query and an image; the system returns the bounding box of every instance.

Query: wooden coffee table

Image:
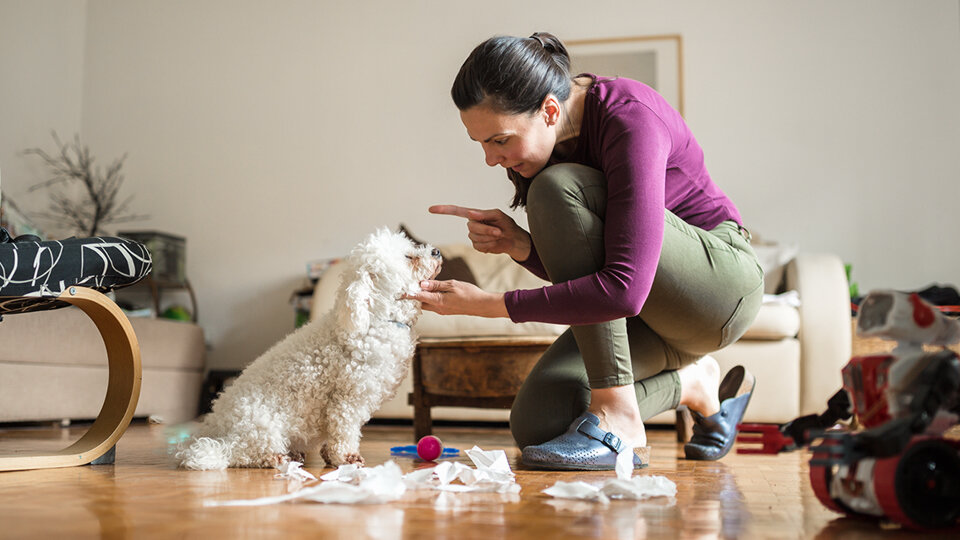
[407,336,556,440]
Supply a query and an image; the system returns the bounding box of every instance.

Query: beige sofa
[311,242,852,425]
[0,307,205,424]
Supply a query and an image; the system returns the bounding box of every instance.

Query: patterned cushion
[0,236,152,315]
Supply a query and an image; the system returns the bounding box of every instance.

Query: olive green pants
[510,163,763,448]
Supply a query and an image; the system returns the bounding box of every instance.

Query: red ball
[416,435,444,461]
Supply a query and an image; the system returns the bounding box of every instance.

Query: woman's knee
[527,163,604,214]
[509,338,592,448]
[510,385,586,448]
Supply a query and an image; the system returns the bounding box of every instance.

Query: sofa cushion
[0,307,206,370]
[752,240,799,294]
[740,302,800,340]
[438,245,549,292]
[0,362,203,423]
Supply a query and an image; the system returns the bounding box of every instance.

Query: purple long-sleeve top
[503,76,742,325]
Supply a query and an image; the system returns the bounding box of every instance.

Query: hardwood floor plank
[0,422,942,538]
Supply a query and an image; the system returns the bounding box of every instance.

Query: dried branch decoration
[24,132,147,237]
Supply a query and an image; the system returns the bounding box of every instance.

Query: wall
[2,1,958,370]
[0,1,87,214]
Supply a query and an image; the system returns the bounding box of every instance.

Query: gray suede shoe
[521,412,650,470]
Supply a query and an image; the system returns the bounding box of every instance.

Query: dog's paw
[319,443,364,468]
[320,444,333,467]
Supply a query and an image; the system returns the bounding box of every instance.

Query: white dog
[178,228,441,470]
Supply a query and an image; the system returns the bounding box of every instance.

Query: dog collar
[390,320,412,329]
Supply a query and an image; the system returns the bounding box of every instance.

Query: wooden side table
[407,336,556,441]
[123,276,198,322]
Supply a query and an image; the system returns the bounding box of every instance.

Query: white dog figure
[178,227,441,470]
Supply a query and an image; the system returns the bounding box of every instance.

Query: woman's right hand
[429,205,532,261]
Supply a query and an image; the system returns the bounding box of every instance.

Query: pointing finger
[429,205,477,219]
[467,220,502,237]
[465,208,503,222]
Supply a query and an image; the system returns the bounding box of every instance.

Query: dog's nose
[431,248,441,259]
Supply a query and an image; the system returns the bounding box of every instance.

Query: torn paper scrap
[208,461,406,506]
[301,461,406,504]
[600,475,677,500]
[542,475,676,503]
[207,446,522,507]
[321,463,367,482]
[462,446,517,486]
[401,466,437,487]
[465,446,510,472]
[403,448,521,494]
[615,445,634,480]
[543,481,610,504]
[274,460,317,482]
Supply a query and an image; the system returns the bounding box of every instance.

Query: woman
[410,32,763,470]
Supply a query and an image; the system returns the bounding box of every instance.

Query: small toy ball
[416,435,444,461]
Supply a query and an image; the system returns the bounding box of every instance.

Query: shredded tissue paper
[541,445,677,504]
[206,446,519,507]
[207,445,674,507]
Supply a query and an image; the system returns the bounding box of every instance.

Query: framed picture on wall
[566,35,684,116]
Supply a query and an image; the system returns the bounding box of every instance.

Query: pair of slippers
[521,366,756,470]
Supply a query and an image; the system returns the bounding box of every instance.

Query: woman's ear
[542,95,561,126]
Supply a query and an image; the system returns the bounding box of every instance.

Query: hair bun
[529,32,569,72]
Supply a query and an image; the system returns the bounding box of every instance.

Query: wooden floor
[0,421,941,539]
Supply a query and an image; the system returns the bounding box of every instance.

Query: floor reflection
[3,423,942,537]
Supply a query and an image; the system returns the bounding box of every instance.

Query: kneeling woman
[410,32,763,469]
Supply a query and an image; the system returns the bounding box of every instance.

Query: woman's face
[460,102,557,179]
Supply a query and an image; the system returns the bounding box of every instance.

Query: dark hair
[452,32,573,208]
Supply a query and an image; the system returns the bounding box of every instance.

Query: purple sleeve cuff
[513,241,549,281]
[504,289,525,322]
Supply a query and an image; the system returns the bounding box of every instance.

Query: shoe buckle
[602,432,622,453]
[577,418,624,453]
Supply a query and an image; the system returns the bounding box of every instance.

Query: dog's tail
[177,436,232,470]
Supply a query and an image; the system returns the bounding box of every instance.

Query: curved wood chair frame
[0,287,142,472]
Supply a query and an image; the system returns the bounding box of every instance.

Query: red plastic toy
[416,435,444,461]
[738,290,960,530]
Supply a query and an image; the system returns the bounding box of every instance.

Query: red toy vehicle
[738,290,960,530]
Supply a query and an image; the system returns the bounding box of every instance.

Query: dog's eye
[405,255,415,260]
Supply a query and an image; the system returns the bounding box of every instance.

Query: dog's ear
[339,271,373,335]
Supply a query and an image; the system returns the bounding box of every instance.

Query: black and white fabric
[0,236,152,315]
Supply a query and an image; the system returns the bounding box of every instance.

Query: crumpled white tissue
[206,445,520,507]
[601,475,677,500]
[406,446,520,494]
[206,460,407,506]
[542,476,676,504]
[275,460,318,482]
[543,447,675,504]
[615,445,634,480]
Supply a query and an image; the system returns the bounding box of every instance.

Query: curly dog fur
[178,228,440,469]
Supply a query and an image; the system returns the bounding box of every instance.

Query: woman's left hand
[407,280,509,318]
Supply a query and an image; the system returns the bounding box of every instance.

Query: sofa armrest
[784,253,852,416]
